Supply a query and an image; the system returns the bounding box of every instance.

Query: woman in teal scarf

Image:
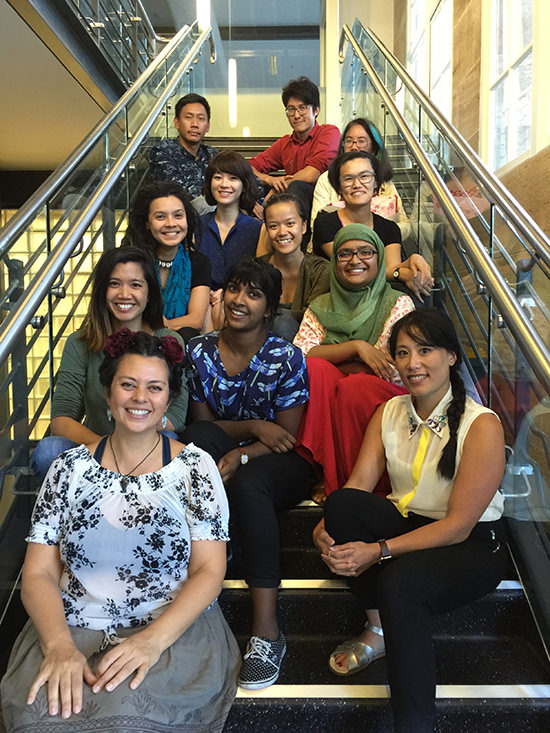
[124,181,212,341]
[294,223,415,498]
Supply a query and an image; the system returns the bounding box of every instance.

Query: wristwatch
[377,539,392,562]
[392,267,401,280]
[238,447,249,465]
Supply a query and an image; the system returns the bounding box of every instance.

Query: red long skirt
[295,357,408,496]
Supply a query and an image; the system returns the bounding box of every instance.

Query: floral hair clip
[104,328,136,358]
[160,336,184,365]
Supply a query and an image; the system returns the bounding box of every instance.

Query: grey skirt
[0,601,240,733]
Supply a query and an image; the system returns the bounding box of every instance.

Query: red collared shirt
[250,122,340,176]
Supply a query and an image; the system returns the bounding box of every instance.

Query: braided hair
[388,308,466,480]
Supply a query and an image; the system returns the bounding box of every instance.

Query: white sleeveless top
[381,386,504,521]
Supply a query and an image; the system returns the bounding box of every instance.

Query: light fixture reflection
[196,0,210,32]
[228,58,237,128]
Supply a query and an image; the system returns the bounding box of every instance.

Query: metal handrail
[0,26,215,365]
[345,22,550,271]
[339,24,550,395]
[135,0,171,46]
[0,20,196,257]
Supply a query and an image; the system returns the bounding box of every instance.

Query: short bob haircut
[223,257,282,329]
[328,151,381,197]
[340,118,393,182]
[79,246,164,352]
[202,151,258,213]
[123,181,199,254]
[174,93,211,120]
[282,76,320,110]
[263,191,308,223]
[99,330,183,402]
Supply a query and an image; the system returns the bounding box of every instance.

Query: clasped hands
[314,524,380,578]
[27,629,163,720]
[216,421,295,482]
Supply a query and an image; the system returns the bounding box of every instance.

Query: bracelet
[377,539,392,562]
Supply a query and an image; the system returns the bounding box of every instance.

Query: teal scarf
[156,244,192,319]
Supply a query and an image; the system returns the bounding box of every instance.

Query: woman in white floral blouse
[1,330,239,732]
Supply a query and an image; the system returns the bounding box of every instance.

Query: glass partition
[345,17,550,657]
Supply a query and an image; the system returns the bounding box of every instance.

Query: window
[487,0,533,169]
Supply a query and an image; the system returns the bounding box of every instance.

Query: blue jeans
[30,436,77,483]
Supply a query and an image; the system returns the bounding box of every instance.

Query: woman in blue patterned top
[183,257,315,691]
[1,331,239,732]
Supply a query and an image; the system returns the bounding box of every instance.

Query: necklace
[158,257,175,268]
[109,433,161,489]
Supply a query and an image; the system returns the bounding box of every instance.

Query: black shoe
[238,633,287,690]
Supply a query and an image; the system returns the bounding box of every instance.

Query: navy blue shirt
[198,211,262,289]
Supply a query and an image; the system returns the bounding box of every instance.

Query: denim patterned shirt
[185,332,309,421]
[149,138,218,197]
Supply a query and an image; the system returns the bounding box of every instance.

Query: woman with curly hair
[124,180,211,339]
[2,330,240,732]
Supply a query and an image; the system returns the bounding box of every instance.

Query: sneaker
[238,633,287,690]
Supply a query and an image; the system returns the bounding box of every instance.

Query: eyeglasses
[341,172,375,188]
[285,104,313,116]
[335,247,378,262]
[343,137,370,149]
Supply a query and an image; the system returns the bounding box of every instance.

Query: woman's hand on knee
[27,642,96,719]
[313,519,335,555]
[322,541,379,577]
[92,632,163,694]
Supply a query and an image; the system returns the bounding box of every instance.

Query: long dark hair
[389,308,466,480]
[123,181,199,254]
[79,246,164,352]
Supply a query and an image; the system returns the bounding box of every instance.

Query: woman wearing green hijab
[294,223,414,497]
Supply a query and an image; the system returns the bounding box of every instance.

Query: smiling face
[265,201,306,256]
[210,170,243,207]
[223,280,269,333]
[146,196,188,253]
[343,123,374,153]
[339,158,377,207]
[285,96,319,139]
[106,353,170,434]
[335,238,379,290]
[393,330,457,412]
[174,102,210,151]
[106,261,149,331]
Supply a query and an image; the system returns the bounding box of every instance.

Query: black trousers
[182,421,314,588]
[324,489,507,733]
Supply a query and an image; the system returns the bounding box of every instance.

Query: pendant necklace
[109,433,161,489]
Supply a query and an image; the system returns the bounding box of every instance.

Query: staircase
[220,502,550,731]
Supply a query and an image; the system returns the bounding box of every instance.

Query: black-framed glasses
[285,104,313,116]
[335,247,378,262]
[340,172,375,188]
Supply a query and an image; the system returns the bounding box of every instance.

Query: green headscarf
[309,223,401,345]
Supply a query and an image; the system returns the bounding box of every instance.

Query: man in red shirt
[250,77,340,235]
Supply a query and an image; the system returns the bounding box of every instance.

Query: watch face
[393,268,400,280]
[240,452,249,465]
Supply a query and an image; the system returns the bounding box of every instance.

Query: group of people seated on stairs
[0,75,507,733]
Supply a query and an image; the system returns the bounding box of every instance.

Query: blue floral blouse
[185,332,309,421]
[27,443,229,633]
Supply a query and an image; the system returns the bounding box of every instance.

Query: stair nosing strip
[236,683,550,700]
[223,579,522,591]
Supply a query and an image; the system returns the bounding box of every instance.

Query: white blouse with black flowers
[27,443,229,634]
